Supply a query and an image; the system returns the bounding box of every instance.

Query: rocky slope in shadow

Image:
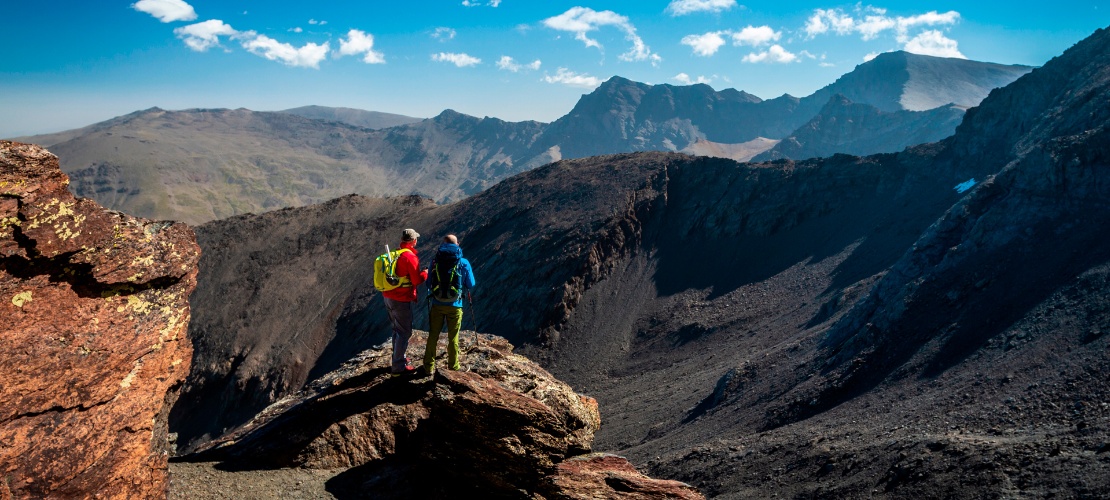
[173,27,1109,498]
[0,141,200,498]
[174,332,701,499]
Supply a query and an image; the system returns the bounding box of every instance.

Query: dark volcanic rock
[0,141,200,498]
[180,332,698,498]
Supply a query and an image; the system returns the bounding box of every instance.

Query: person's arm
[462,259,476,289]
[407,252,427,286]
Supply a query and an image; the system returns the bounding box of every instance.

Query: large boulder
[0,141,200,498]
[185,332,699,498]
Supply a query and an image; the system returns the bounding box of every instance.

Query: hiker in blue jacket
[422,234,476,374]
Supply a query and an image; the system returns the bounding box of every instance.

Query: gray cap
[401,228,420,241]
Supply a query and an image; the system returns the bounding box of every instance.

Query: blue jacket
[425,243,476,307]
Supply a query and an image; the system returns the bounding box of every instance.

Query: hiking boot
[449,365,470,373]
[417,366,435,377]
[390,365,416,377]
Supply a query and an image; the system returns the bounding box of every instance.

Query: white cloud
[542,7,658,63]
[543,68,602,88]
[173,20,238,52]
[337,29,385,64]
[681,31,727,56]
[863,51,881,62]
[289,27,303,33]
[490,0,502,6]
[241,35,329,68]
[856,15,896,40]
[903,30,965,58]
[432,52,482,67]
[666,0,737,16]
[308,19,326,25]
[462,0,500,5]
[731,25,781,47]
[132,0,197,23]
[895,11,960,42]
[432,27,457,41]
[742,44,797,64]
[497,56,541,72]
[673,73,712,85]
[804,6,960,42]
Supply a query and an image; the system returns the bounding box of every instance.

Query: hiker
[381,228,427,376]
[422,234,476,374]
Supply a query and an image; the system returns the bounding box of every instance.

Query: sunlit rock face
[0,141,200,499]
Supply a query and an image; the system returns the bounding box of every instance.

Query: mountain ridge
[15,52,1032,224]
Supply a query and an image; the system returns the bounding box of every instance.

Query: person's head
[401,228,420,243]
[444,234,458,245]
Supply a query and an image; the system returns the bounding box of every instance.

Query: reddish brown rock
[0,141,201,499]
[543,453,704,499]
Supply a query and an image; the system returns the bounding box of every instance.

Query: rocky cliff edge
[182,332,701,499]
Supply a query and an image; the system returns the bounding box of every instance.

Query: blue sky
[1,1,1106,137]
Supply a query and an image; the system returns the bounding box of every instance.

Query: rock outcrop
[183,332,700,499]
[0,141,200,498]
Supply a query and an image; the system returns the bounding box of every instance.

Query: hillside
[278,105,423,129]
[753,95,967,161]
[18,53,1029,224]
[171,27,1110,498]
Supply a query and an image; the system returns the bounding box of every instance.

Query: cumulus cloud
[432,52,482,67]
[805,6,960,41]
[864,51,882,62]
[681,31,727,56]
[666,0,737,16]
[542,7,658,63]
[173,19,238,52]
[895,11,960,42]
[241,35,329,68]
[308,19,326,25]
[289,27,303,33]
[497,56,541,72]
[432,27,457,41]
[543,67,602,88]
[731,25,781,47]
[337,29,385,64]
[742,44,797,64]
[673,73,712,85]
[132,0,197,23]
[903,30,965,58]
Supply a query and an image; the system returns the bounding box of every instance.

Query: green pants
[425,304,463,371]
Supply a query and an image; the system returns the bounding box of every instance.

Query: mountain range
[13,51,1030,225]
[167,27,1110,497]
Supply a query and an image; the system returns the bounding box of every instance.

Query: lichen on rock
[0,141,201,499]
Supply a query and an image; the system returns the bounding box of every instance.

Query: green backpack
[373,246,411,292]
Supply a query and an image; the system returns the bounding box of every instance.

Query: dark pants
[382,296,413,372]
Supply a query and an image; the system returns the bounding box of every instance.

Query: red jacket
[382,240,427,302]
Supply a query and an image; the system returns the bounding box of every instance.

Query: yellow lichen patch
[0,217,20,228]
[12,291,32,308]
[132,255,155,267]
[125,295,155,315]
[120,360,142,389]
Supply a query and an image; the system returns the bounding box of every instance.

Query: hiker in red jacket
[382,228,428,375]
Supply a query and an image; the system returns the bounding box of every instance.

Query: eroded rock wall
[0,141,200,498]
